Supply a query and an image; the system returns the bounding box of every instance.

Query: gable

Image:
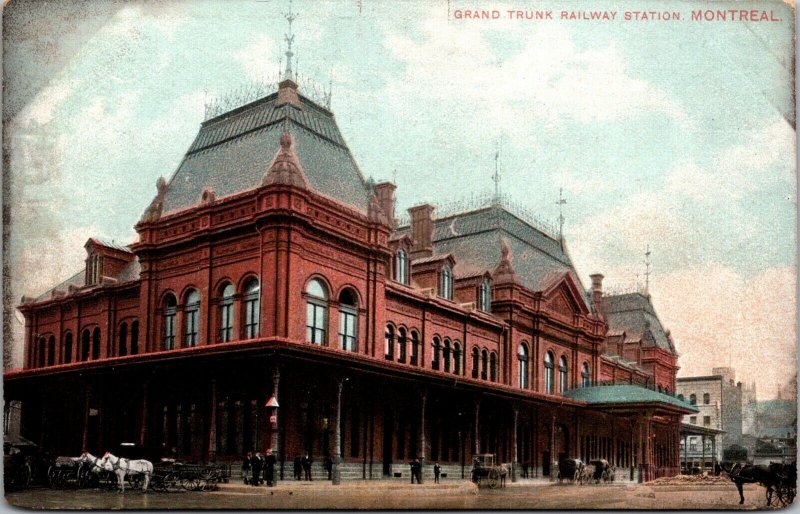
[542,272,590,316]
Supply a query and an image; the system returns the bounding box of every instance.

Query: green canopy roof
[563,384,699,413]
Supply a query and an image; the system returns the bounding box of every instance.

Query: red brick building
[5,77,696,483]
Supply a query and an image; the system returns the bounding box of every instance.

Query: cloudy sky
[4,0,796,399]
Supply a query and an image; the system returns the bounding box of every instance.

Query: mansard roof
[603,292,676,354]
[158,89,371,216]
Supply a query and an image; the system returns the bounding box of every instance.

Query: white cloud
[234,35,279,82]
[15,78,79,128]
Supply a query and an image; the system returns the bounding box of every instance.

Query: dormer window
[86,254,103,286]
[439,265,453,300]
[479,279,491,312]
[395,249,409,284]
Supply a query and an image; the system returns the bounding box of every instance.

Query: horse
[719,461,785,506]
[557,458,584,484]
[99,452,153,492]
[589,459,614,483]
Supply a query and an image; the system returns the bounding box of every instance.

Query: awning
[563,384,700,415]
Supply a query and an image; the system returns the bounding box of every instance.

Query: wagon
[46,456,117,490]
[470,454,508,489]
[148,461,231,492]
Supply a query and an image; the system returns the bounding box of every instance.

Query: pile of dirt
[650,474,730,486]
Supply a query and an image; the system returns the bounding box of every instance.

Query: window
[481,349,488,380]
[80,329,91,361]
[410,331,420,365]
[37,337,45,367]
[472,347,479,378]
[703,416,711,427]
[184,289,200,347]
[163,294,177,350]
[338,289,358,352]
[397,327,407,362]
[689,416,697,425]
[130,321,139,355]
[385,325,395,360]
[490,352,498,382]
[453,342,462,375]
[689,394,697,405]
[86,254,103,286]
[703,393,710,405]
[119,322,128,356]
[558,356,568,393]
[91,328,101,360]
[678,394,685,401]
[432,337,441,370]
[443,339,452,373]
[689,438,697,451]
[479,279,491,312]
[518,344,529,388]
[306,279,328,345]
[544,351,555,394]
[219,283,235,342]
[395,250,409,284]
[439,265,452,300]
[243,278,260,339]
[63,332,73,364]
[581,362,590,387]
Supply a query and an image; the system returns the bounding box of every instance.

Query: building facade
[5,76,696,483]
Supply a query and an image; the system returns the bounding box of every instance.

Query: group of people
[241,450,277,487]
[292,454,315,481]
[407,460,445,484]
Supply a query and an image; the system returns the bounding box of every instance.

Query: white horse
[99,452,153,492]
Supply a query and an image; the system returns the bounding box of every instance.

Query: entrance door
[542,451,550,476]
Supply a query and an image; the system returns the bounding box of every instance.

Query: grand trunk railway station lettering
[5,73,697,484]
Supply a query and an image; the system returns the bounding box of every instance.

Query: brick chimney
[374,182,396,229]
[408,204,435,259]
[590,273,604,316]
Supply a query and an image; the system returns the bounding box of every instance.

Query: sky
[4,0,796,399]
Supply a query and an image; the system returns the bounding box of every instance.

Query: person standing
[242,451,253,485]
[251,451,263,486]
[265,449,277,487]
[293,455,302,480]
[302,453,312,481]
[434,462,441,484]
[324,456,332,481]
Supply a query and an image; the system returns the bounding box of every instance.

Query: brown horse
[719,461,785,506]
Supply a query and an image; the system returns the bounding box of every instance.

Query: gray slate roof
[603,293,676,354]
[160,92,371,215]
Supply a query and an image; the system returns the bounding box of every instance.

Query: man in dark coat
[302,453,312,481]
[434,462,441,483]
[293,455,302,480]
[251,451,263,486]
[265,449,277,487]
[324,457,333,480]
[242,452,253,485]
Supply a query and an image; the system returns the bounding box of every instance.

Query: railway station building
[4,73,697,483]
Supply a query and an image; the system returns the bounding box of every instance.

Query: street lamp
[265,395,279,486]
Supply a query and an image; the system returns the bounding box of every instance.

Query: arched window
[558,356,568,392]
[518,344,529,389]
[479,279,491,312]
[130,320,139,355]
[384,325,395,360]
[119,322,128,357]
[410,331,420,365]
[338,288,358,352]
[703,393,710,405]
[581,362,590,387]
[432,337,441,370]
[397,327,407,362]
[472,347,480,378]
[163,294,177,350]
[243,278,260,339]
[37,337,46,367]
[306,279,328,345]
[443,339,452,373]
[481,349,488,380]
[440,265,453,300]
[490,352,498,382]
[689,394,697,405]
[395,250,409,285]
[47,336,55,366]
[544,351,555,394]
[184,289,200,347]
[81,329,91,361]
[219,283,235,342]
[678,394,685,401]
[453,342,462,375]
[91,328,101,360]
[63,332,73,364]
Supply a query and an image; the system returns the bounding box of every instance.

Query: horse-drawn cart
[471,454,508,489]
[149,461,231,492]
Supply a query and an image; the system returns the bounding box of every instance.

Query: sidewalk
[216,479,479,496]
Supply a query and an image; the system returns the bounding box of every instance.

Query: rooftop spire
[283,0,299,81]
[644,244,652,296]
[492,142,501,204]
[556,187,566,242]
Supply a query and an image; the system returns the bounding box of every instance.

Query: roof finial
[492,142,501,204]
[283,0,299,81]
[644,244,652,296]
[556,187,566,242]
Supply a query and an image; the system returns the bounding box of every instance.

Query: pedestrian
[302,453,312,481]
[265,449,277,487]
[242,451,253,485]
[433,462,441,483]
[324,456,332,480]
[251,451,263,486]
[293,455,302,480]
[408,460,416,484]
[415,460,422,484]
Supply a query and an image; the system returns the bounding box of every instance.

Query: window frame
[518,344,529,389]
[544,351,555,394]
[305,278,329,346]
[219,283,235,343]
[243,279,261,340]
[184,289,201,347]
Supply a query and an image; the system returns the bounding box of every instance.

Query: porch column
[701,434,706,474]
[711,435,717,471]
[473,399,480,455]
[332,377,344,485]
[549,415,556,482]
[511,406,519,482]
[683,434,688,474]
[268,368,280,485]
[81,386,90,452]
[139,382,149,447]
[207,380,217,463]
[418,390,427,484]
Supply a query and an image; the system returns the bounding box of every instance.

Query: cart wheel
[488,468,499,489]
[163,473,178,491]
[130,475,144,491]
[181,477,200,491]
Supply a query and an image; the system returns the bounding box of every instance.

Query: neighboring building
[741,381,757,435]
[4,61,696,483]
